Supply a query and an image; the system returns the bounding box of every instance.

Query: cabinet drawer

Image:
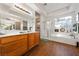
[5,47,27,56]
[1,35,20,44]
[17,35,27,40]
[1,35,27,44]
[2,39,27,53]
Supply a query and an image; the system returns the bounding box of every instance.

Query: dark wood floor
[24,40,79,56]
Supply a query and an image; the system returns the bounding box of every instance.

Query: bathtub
[50,33,78,46]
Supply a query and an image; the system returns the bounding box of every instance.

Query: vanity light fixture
[15,5,31,14]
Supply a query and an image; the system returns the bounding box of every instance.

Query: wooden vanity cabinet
[0,32,40,56]
[1,34,28,56]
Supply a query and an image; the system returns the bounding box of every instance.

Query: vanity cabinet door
[28,33,35,50]
[34,32,40,46]
[0,45,1,56]
[0,40,1,56]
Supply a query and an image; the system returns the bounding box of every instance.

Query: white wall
[40,14,47,39]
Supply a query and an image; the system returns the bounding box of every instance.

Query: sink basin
[0,33,5,35]
[19,32,26,34]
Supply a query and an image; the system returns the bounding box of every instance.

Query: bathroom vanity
[0,32,40,56]
[0,3,40,56]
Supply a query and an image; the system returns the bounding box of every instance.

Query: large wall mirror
[0,18,28,31]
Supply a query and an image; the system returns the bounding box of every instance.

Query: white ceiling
[35,3,71,16]
[42,3,70,12]
[36,3,79,14]
[0,3,32,19]
[1,3,79,19]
